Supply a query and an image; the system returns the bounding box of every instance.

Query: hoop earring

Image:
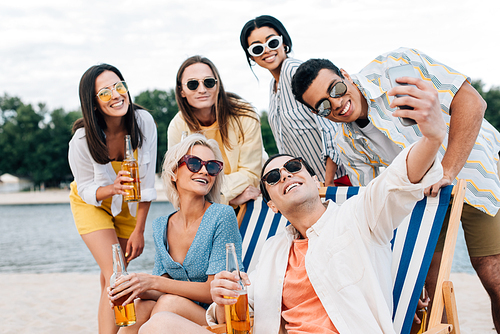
[284,45,290,53]
[250,59,257,66]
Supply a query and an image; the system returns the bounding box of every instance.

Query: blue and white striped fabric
[239,199,289,274]
[238,185,453,334]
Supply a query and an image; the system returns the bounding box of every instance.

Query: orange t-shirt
[282,239,339,334]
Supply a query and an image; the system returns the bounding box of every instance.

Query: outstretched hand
[388,76,446,143]
[389,77,446,184]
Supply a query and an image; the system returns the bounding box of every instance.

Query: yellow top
[168,112,263,204]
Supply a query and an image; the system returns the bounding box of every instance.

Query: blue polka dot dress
[152,203,244,307]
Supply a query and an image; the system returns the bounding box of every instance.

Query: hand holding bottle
[112,170,135,196]
[109,272,153,307]
[110,244,136,327]
[223,243,251,334]
[210,271,251,306]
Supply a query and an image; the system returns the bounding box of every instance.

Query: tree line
[0,81,497,188]
[0,89,277,188]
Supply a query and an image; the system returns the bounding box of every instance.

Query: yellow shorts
[435,202,500,257]
[69,181,137,239]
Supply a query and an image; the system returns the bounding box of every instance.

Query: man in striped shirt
[291,47,500,332]
[267,57,350,187]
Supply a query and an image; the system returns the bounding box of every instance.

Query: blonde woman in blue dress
[108,134,243,333]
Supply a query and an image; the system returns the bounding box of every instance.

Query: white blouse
[68,109,157,217]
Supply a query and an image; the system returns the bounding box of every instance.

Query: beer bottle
[110,244,136,327]
[225,243,250,334]
[122,135,141,202]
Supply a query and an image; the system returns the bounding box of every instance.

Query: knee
[139,312,177,334]
[154,294,189,313]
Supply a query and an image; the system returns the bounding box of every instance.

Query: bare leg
[139,312,212,334]
[151,294,208,326]
[118,300,156,334]
[425,251,442,319]
[471,254,500,333]
[81,229,126,334]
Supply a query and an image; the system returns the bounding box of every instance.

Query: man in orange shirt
[139,76,446,334]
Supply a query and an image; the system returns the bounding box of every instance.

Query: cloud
[0,0,498,113]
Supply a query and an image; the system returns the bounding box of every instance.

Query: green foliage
[471,80,500,131]
[133,89,179,172]
[260,111,278,156]
[0,94,81,186]
[5,79,495,188]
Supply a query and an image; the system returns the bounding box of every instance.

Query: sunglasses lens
[186,80,199,91]
[263,158,303,186]
[250,45,264,56]
[331,82,347,98]
[206,161,222,176]
[284,159,303,173]
[204,78,216,89]
[97,89,112,102]
[115,82,128,94]
[186,157,202,173]
[317,100,331,117]
[265,170,281,185]
[268,37,281,50]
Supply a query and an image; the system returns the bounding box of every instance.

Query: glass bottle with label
[122,135,141,202]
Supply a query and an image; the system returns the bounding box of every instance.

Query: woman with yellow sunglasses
[168,55,263,207]
[68,64,157,334]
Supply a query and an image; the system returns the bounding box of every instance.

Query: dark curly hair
[292,58,344,108]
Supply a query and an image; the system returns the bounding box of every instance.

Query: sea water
[0,202,174,273]
[0,202,474,274]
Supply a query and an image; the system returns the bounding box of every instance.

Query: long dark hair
[72,64,143,164]
[175,55,257,150]
[240,15,293,69]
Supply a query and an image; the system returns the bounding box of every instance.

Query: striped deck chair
[237,198,289,273]
[227,181,464,334]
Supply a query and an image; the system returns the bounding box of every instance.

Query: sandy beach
[0,272,494,333]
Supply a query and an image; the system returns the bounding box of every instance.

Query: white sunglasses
[247,35,283,57]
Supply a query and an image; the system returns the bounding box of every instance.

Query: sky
[1,0,499,114]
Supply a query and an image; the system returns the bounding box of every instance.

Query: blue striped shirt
[268,58,345,182]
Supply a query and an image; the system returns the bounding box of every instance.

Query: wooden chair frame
[421,179,466,334]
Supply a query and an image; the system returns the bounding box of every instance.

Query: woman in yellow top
[168,55,263,206]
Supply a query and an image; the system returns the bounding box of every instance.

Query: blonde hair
[162,133,224,209]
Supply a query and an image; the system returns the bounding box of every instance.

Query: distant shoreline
[0,186,169,205]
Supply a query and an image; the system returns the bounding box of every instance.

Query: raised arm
[388,76,446,183]
[427,81,486,195]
